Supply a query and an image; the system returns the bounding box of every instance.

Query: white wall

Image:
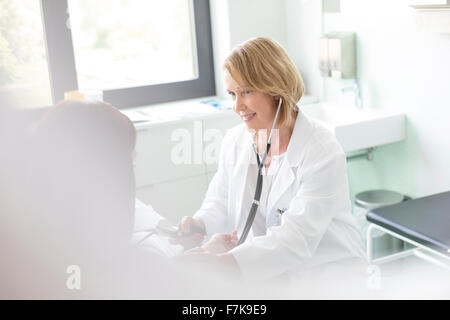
[285,0,324,98]
[210,0,323,99]
[209,0,231,99]
[227,0,287,47]
[316,0,450,200]
[210,0,288,98]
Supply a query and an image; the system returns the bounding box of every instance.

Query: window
[43,0,215,108]
[68,0,198,92]
[0,0,52,109]
[1,0,215,109]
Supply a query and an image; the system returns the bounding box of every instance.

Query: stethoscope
[237,97,283,246]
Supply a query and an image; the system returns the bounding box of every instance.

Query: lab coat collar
[284,108,314,168]
[267,108,314,216]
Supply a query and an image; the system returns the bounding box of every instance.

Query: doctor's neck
[253,111,297,156]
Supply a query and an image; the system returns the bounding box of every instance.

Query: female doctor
[174,37,367,281]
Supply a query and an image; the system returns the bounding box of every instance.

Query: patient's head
[26,100,136,260]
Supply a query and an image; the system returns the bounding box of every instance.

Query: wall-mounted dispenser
[318,32,356,79]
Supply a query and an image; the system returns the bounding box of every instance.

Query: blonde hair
[223,37,304,127]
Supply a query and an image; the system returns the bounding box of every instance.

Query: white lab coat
[194,108,367,281]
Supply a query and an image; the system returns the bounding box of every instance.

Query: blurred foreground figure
[0,101,207,299]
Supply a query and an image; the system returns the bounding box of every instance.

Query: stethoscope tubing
[237,97,283,246]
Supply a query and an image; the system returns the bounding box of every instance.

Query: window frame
[41,0,215,108]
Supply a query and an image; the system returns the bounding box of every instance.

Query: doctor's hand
[200,230,238,254]
[170,216,206,250]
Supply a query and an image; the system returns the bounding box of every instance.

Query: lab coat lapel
[267,163,295,217]
[267,109,313,215]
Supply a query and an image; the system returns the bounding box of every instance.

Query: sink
[300,103,406,152]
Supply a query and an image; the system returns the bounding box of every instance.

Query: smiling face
[224,71,278,132]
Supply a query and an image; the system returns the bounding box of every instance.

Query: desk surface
[367,191,450,256]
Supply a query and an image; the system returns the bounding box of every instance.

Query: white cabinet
[202,110,241,174]
[206,170,217,186]
[135,175,208,224]
[134,109,240,221]
[134,122,206,188]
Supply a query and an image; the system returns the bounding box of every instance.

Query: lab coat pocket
[267,206,288,228]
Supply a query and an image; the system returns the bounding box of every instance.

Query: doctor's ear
[274,96,282,105]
